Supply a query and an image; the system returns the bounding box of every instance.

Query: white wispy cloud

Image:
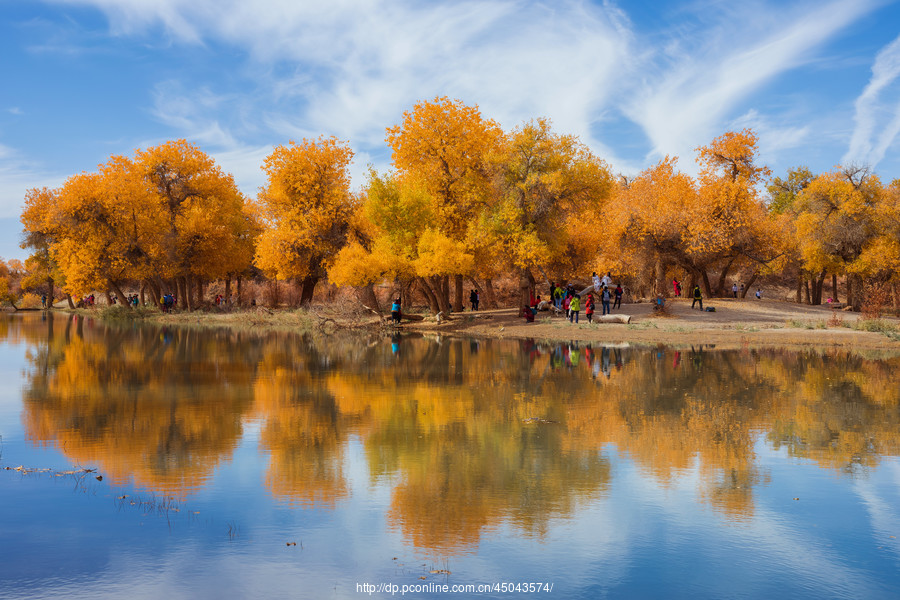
[844,33,900,168]
[50,0,633,170]
[0,143,65,219]
[44,0,882,184]
[622,0,880,173]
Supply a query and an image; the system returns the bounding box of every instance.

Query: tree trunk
[741,271,758,298]
[796,276,803,303]
[430,276,452,313]
[236,276,243,307]
[299,275,318,305]
[812,269,827,305]
[66,294,75,309]
[892,282,899,309]
[440,275,450,311]
[139,282,146,307]
[849,274,862,311]
[224,278,232,308]
[803,279,811,305]
[847,277,853,310]
[356,283,380,313]
[109,281,131,309]
[655,257,666,297]
[832,274,839,303]
[715,257,737,297]
[453,274,464,312]
[483,278,498,309]
[416,277,440,313]
[518,268,535,310]
[701,271,713,298]
[174,277,185,308]
[196,276,204,307]
[183,276,194,311]
[104,290,114,306]
[148,279,162,309]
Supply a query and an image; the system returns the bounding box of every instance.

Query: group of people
[160,294,177,312]
[111,294,140,306]
[521,273,624,324]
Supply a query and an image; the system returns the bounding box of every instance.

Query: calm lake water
[1,311,899,599]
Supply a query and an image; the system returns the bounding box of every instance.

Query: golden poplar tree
[386,97,502,311]
[254,136,356,305]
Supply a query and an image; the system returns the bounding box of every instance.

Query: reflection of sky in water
[1,312,899,599]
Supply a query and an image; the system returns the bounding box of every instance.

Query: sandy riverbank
[53,296,900,353]
[392,297,900,353]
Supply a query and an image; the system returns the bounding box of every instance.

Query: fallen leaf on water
[419,577,427,580]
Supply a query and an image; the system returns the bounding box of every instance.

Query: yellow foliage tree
[794,166,884,309]
[386,97,502,311]
[488,118,613,306]
[254,136,356,305]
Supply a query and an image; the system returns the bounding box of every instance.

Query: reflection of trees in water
[13,313,900,550]
[20,314,258,496]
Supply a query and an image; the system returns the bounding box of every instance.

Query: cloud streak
[621,0,879,172]
[40,0,886,184]
[844,33,900,168]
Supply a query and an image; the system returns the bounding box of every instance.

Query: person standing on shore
[601,286,611,315]
[391,297,402,323]
[585,294,594,323]
[569,294,581,323]
[613,284,623,309]
[692,285,703,310]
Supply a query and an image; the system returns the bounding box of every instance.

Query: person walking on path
[673,278,681,297]
[569,294,581,323]
[469,289,479,311]
[691,285,703,310]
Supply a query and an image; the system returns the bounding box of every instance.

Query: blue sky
[2,0,900,260]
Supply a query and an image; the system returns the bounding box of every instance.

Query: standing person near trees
[592,272,601,291]
[569,294,581,323]
[691,285,703,310]
[391,297,402,323]
[673,278,681,297]
[585,293,595,323]
[469,289,479,311]
[601,285,612,315]
[732,283,738,298]
[613,284,623,309]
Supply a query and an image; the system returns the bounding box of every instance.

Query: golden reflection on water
[11,313,900,553]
